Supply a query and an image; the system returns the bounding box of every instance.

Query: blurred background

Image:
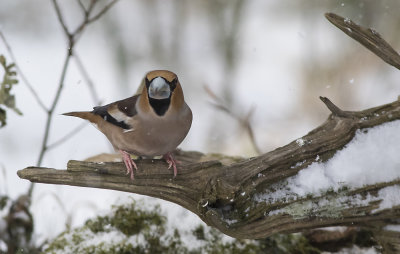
[1,0,400,247]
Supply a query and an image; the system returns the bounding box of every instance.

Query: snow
[44,198,236,253]
[0,240,6,253]
[12,210,31,222]
[266,189,396,218]
[257,120,400,215]
[319,226,348,232]
[296,138,305,146]
[291,160,306,169]
[257,120,400,202]
[50,227,147,254]
[328,246,378,254]
[81,228,145,249]
[384,224,400,232]
[374,185,400,212]
[225,219,239,225]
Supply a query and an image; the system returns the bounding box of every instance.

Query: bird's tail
[62,111,100,124]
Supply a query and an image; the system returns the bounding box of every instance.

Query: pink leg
[119,150,137,180]
[163,152,180,177]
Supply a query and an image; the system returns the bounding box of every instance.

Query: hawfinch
[63,70,192,179]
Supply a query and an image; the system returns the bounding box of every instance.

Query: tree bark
[17,12,400,251]
[18,96,400,240]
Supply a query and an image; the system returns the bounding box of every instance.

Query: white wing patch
[109,109,130,122]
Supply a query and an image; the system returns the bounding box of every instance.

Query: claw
[163,152,180,177]
[119,150,137,180]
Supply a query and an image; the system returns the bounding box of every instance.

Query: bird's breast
[112,106,192,156]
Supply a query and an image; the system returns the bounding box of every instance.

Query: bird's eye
[170,78,177,91]
[145,77,151,88]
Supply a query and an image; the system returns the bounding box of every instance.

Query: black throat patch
[148,97,171,116]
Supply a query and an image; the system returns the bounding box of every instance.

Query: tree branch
[18,97,400,239]
[325,13,400,70]
[17,11,400,251]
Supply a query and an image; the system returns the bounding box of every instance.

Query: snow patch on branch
[256,120,400,212]
[384,224,400,232]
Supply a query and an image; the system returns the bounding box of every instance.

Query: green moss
[44,232,69,252]
[0,55,21,128]
[193,225,206,240]
[44,200,327,254]
[84,201,166,237]
[258,234,320,254]
[354,229,377,247]
[85,215,110,233]
[111,203,165,236]
[0,195,8,210]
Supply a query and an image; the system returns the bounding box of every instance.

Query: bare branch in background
[51,0,71,38]
[72,0,119,39]
[34,190,98,231]
[0,31,48,112]
[0,163,8,194]
[34,191,69,226]
[87,0,119,24]
[74,53,102,105]
[28,0,119,197]
[47,122,88,150]
[44,52,103,151]
[76,0,87,14]
[204,85,262,155]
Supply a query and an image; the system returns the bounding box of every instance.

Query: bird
[63,70,192,180]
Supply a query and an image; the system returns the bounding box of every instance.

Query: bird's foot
[163,152,180,177]
[119,150,137,180]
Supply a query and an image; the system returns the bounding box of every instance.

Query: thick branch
[18,98,400,239]
[325,13,400,70]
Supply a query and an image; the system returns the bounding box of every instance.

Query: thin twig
[29,50,72,197]
[0,163,8,194]
[76,0,87,14]
[45,51,104,151]
[0,31,48,112]
[86,0,97,16]
[204,85,262,155]
[73,0,119,38]
[47,122,88,150]
[28,0,119,198]
[74,53,102,104]
[44,51,104,151]
[52,0,71,37]
[87,0,118,24]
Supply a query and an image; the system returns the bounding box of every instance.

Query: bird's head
[140,70,184,116]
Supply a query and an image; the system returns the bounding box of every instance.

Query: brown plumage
[63,70,192,179]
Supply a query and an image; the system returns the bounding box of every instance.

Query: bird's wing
[92,94,140,130]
